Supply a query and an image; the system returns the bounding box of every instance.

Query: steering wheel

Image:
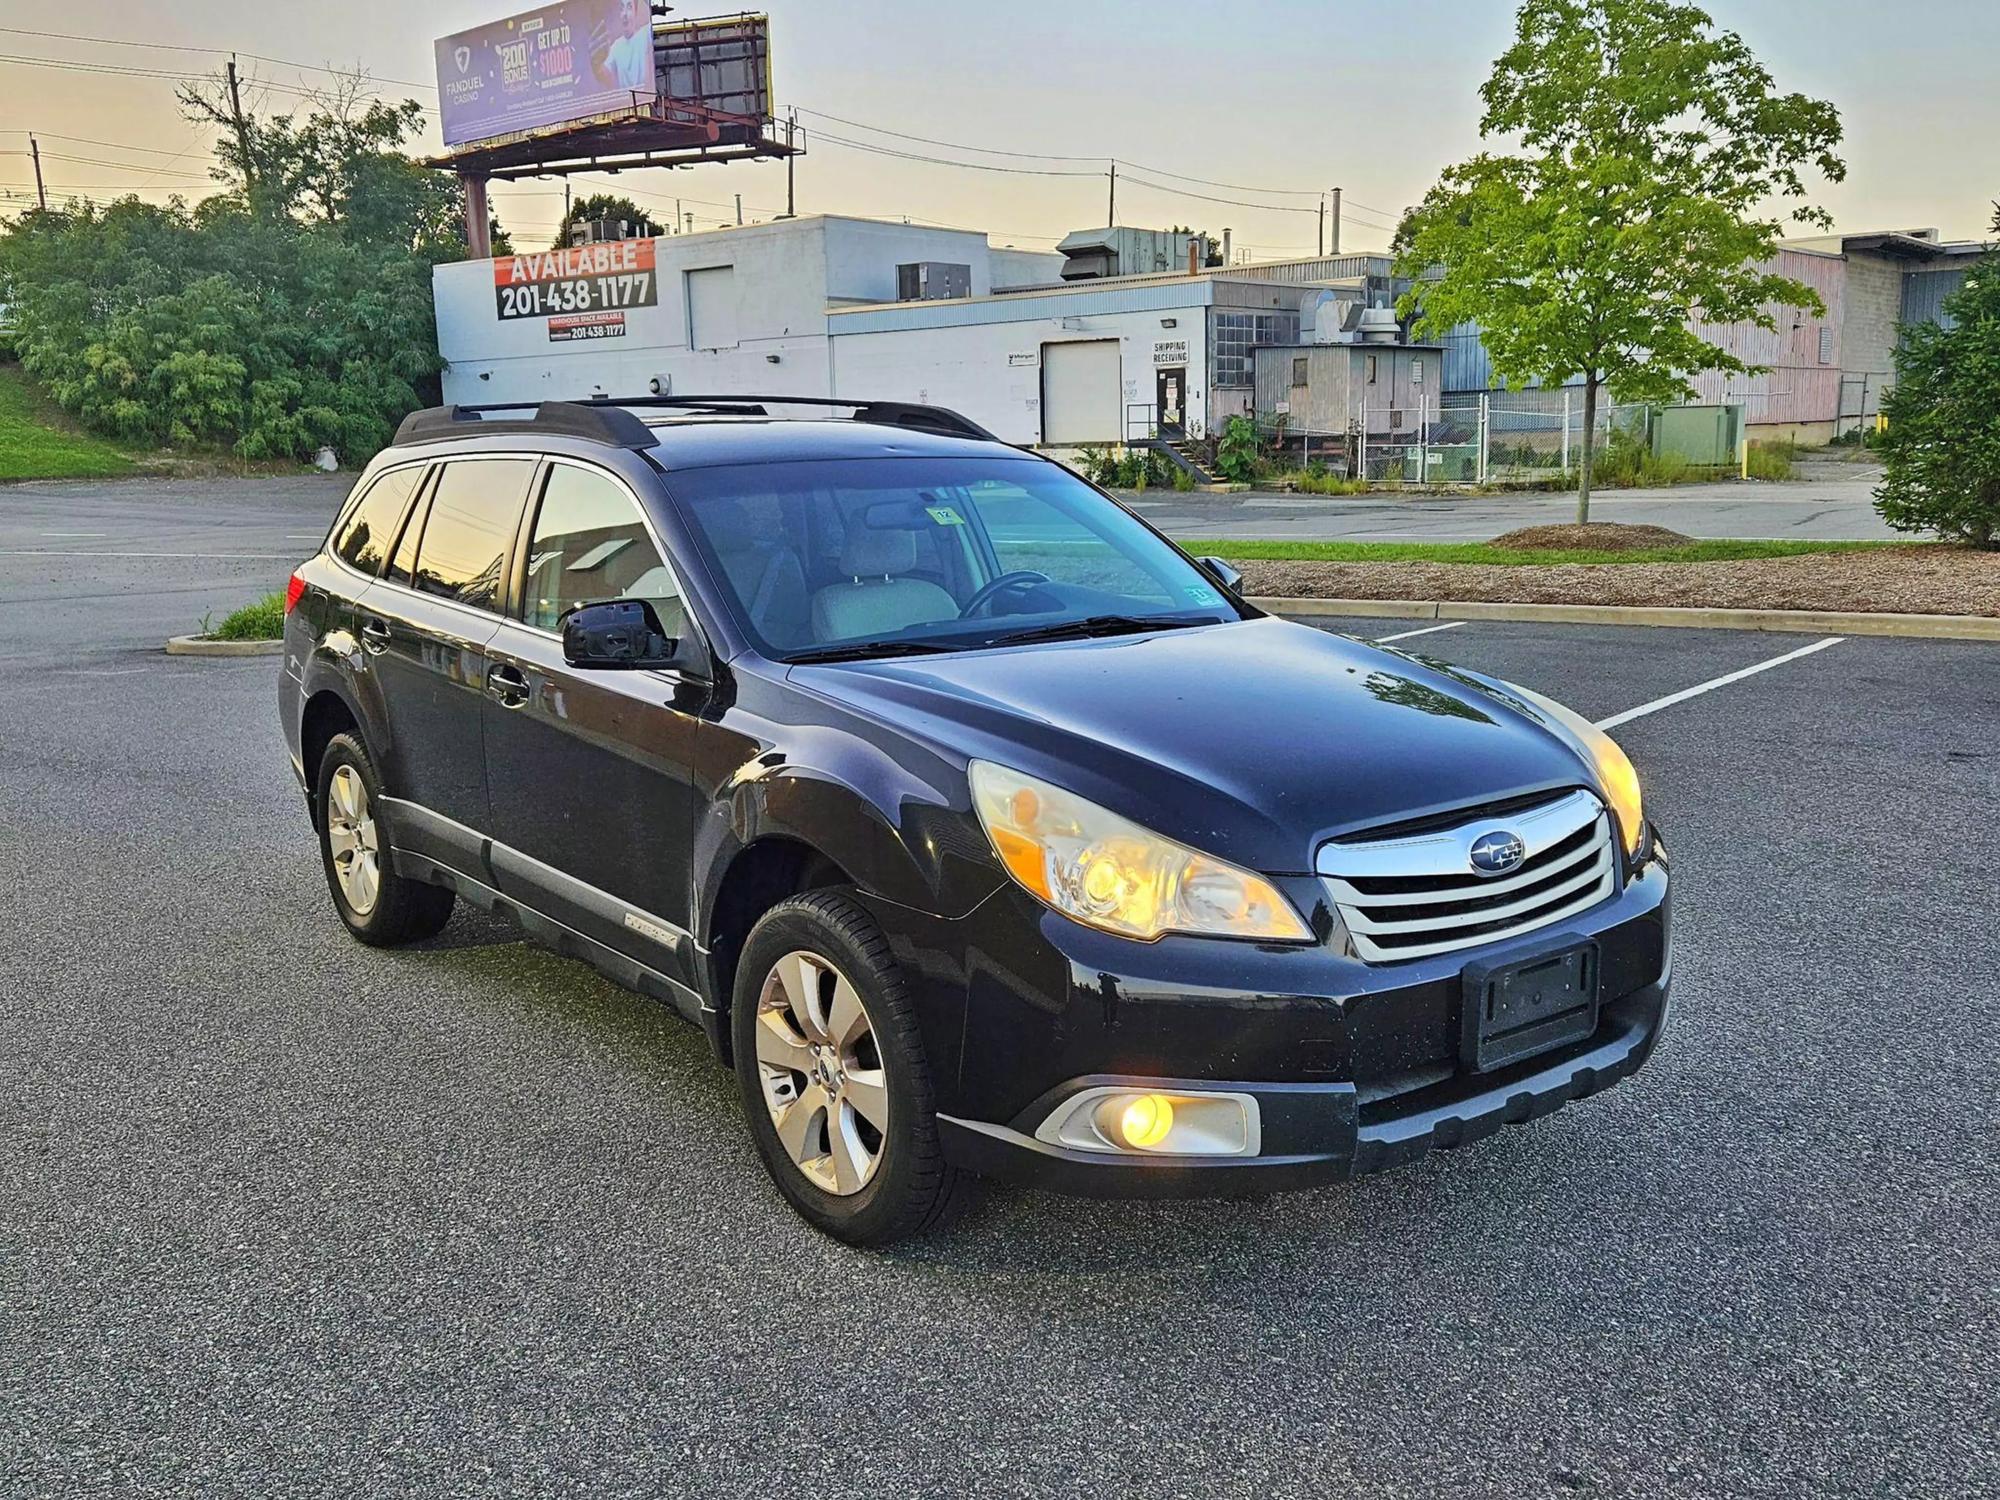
[958,570,1052,619]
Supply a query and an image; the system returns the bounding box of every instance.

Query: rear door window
[332,466,424,576]
[518,464,688,636]
[410,458,535,611]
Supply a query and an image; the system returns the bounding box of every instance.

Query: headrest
[841,526,918,577]
[699,497,760,552]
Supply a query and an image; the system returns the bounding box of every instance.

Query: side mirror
[1196,555,1244,594]
[560,599,700,673]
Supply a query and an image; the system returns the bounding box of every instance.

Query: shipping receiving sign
[492,240,658,340]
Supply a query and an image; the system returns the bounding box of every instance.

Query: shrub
[1875,246,2000,548]
[1214,415,1260,484]
[205,592,286,640]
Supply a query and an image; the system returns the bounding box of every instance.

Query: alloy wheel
[753,950,890,1195]
[325,764,381,917]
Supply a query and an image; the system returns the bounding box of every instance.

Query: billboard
[436,1,658,149]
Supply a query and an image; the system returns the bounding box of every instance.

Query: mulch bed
[1489,522,1694,551]
[1232,546,2000,617]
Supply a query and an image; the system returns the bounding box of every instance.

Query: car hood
[787,616,1601,874]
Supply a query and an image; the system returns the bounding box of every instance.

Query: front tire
[315,732,454,947]
[732,891,963,1246]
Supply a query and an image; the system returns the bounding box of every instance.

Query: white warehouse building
[434,213,1389,450]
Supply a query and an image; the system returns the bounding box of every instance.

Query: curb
[165,634,284,657]
[1248,597,2000,642]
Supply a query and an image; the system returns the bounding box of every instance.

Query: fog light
[1107,1093,1175,1149]
[1036,1085,1261,1157]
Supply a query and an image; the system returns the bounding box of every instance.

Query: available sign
[492,239,658,322]
[436,1,658,149]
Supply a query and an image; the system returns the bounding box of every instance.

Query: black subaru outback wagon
[280,396,1671,1245]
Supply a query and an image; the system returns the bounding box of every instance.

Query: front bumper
[937,969,1669,1197]
[875,849,1672,1199]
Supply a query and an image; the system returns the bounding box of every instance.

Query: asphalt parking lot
[3,478,1997,1497]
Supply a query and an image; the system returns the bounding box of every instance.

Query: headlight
[1509,686,1646,857]
[969,761,1313,943]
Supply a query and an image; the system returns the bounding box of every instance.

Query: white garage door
[1041,340,1121,445]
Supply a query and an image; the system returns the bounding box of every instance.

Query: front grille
[1318,790,1618,963]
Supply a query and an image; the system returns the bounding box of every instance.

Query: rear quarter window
[332,467,424,576]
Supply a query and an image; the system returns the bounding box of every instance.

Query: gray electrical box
[896,262,972,301]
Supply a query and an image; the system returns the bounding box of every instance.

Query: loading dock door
[1041,340,1121,445]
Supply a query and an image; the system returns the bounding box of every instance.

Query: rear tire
[732,891,964,1246]
[315,732,454,947]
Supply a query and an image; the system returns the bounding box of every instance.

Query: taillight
[284,571,308,615]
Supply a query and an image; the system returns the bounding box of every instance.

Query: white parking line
[43,531,108,538]
[1374,621,1467,644]
[1596,636,1845,730]
[0,550,297,560]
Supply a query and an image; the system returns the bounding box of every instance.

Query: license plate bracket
[1460,937,1600,1072]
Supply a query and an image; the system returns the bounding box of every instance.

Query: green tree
[0,68,475,464]
[1873,209,2000,548]
[1393,0,1843,521]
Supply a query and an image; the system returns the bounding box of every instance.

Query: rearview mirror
[1196,555,1244,593]
[561,599,699,673]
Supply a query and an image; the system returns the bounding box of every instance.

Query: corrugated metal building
[1439,232,1990,440]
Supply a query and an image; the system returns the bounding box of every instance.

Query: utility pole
[1317,196,1325,258]
[1329,187,1341,257]
[1107,162,1116,227]
[675,197,683,234]
[734,192,743,226]
[225,56,257,198]
[29,134,46,211]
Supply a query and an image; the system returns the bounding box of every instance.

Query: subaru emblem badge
[1469,830,1526,876]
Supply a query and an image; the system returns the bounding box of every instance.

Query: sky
[2,0,1996,254]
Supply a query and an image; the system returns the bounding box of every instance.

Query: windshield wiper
[978,614,1217,649]
[785,639,964,665]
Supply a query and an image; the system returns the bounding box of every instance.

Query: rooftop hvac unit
[569,217,659,246]
[897,262,972,301]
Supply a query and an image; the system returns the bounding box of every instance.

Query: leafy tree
[554,192,660,249]
[0,69,487,463]
[1394,0,1844,521]
[1874,209,2000,548]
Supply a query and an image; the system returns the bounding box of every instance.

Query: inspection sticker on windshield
[924,505,966,526]
[1185,585,1221,604]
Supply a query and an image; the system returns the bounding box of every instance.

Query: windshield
[662,456,1243,660]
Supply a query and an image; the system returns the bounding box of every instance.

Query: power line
[0,25,437,92]
[811,131,1106,178]
[1117,172,1320,216]
[792,106,1103,163]
[1,130,209,160]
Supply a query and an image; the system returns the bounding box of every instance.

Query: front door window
[1156,367,1187,438]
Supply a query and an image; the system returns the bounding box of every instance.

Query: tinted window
[332,467,422,576]
[520,465,687,636]
[411,459,532,611]
[386,474,431,586]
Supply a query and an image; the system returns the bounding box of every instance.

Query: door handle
[359,617,391,655]
[487,662,530,708]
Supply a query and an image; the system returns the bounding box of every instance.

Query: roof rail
[393,401,658,449]
[576,393,999,442]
